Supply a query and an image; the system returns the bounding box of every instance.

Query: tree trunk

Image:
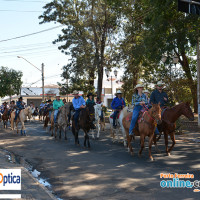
[180,52,197,113]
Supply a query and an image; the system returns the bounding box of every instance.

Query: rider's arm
[111,98,116,109]
[81,96,86,106]
[164,93,168,102]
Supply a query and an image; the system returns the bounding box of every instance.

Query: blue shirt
[150,89,168,107]
[16,101,24,110]
[111,97,126,109]
[72,96,86,110]
[132,93,148,106]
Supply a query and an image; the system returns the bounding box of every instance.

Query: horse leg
[153,135,161,153]
[59,128,61,139]
[148,135,154,161]
[168,133,176,155]
[55,126,57,139]
[65,127,67,140]
[87,133,90,148]
[164,131,170,156]
[126,130,134,156]
[138,135,145,157]
[97,121,100,139]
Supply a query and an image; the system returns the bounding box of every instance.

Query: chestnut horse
[2,107,9,128]
[158,102,194,156]
[123,104,162,161]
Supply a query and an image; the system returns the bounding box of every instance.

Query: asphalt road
[0,120,200,200]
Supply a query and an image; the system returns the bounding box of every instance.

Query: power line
[0,9,43,13]
[0,25,63,43]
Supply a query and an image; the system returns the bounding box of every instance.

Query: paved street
[0,121,200,200]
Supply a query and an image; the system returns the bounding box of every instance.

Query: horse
[91,104,102,139]
[109,107,130,146]
[122,103,162,161]
[72,107,91,148]
[39,107,45,121]
[2,107,9,128]
[10,106,33,135]
[50,104,71,139]
[158,102,194,156]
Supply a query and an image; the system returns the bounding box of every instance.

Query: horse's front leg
[126,130,134,156]
[84,132,90,149]
[168,132,176,155]
[153,135,161,154]
[148,134,154,161]
[97,120,100,139]
[64,127,67,140]
[164,131,169,156]
[59,127,62,139]
[138,135,145,157]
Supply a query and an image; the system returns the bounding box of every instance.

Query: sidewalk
[0,151,56,200]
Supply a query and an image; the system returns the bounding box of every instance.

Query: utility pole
[42,63,45,101]
[197,38,200,126]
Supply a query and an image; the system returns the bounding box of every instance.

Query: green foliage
[0,67,23,97]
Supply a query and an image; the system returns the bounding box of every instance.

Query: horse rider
[39,101,45,113]
[14,97,25,121]
[1,102,8,114]
[144,89,150,103]
[62,99,67,104]
[8,100,16,118]
[111,90,126,129]
[150,81,168,108]
[72,90,86,130]
[86,92,96,129]
[129,83,148,136]
[53,94,64,125]
[46,99,53,120]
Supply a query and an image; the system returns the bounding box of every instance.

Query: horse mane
[168,102,185,111]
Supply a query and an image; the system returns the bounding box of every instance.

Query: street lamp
[105,68,118,99]
[17,56,45,101]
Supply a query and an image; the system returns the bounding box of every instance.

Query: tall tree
[0,67,23,97]
[39,0,118,99]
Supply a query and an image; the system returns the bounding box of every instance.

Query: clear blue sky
[0,0,69,87]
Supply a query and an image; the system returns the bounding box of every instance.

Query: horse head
[94,104,102,119]
[181,102,194,121]
[26,106,33,119]
[150,103,162,125]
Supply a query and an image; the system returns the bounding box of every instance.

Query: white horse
[91,104,102,139]
[109,107,130,146]
[10,106,33,135]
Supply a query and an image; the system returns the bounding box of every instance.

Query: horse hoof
[65,138,67,140]
[149,157,154,161]
[167,152,171,156]
[131,152,134,156]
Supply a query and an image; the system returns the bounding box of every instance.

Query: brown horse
[2,108,9,129]
[72,107,92,148]
[158,102,194,156]
[123,104,162,161]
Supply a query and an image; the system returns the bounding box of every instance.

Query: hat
[116,90,122,94]
[143,90,150,94]
[87,92,94,97]
[72,90,79,95]
[56,94,60,97]
[156,81,165,86]
[47,99,51,102]
[19,97,23,100]
[135,84,144,89]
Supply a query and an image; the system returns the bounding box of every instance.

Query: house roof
[21,87,59,96]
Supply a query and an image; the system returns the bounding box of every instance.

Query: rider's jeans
[15,109,20,121]
[54,110,59,123]
[74,109,81,128]
[129,105,143,135]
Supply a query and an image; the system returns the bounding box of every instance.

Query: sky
[0,0,70,87]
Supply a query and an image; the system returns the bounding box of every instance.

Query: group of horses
[109,102,194,161]
[0,101,194,161]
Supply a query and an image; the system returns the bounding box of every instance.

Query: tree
[0,67,23,98]
[39,0,118,99]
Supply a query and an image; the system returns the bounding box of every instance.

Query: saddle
[110,112,120,119]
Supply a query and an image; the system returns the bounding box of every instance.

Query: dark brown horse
[72,107,92,148]
[123,104,162,161]
[2,108,9,128]
[158,102,194,156]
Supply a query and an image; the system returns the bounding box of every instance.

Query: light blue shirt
[72,96,86,110]
[132,93,148,106]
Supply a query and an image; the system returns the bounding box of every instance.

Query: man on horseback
[150,81,168,108]
[86,92,96,129]
[129,84,148,136]
[111,90,126,129]
[14,97,25,121]
[8,100,16,119]
[72,90,86,130]
[53,94,64,125]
